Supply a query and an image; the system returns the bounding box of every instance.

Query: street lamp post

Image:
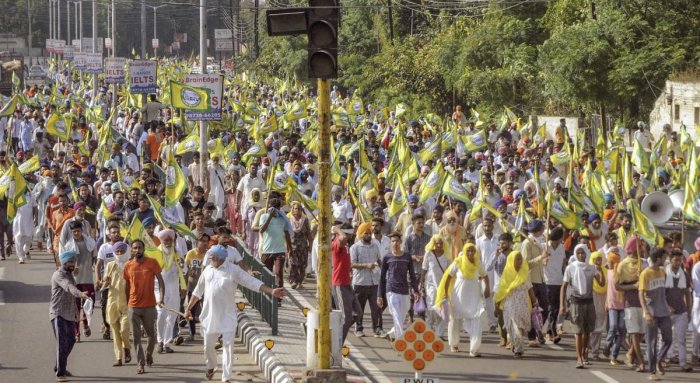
[143,4,168,58]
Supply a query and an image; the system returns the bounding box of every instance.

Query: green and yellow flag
[18,155,40,175]
[45,112,71,141]
[626,199,664,248]
[418,161,446,204]
[388,176,408,217]
[0,163,28,222]
[631,137,650,175]
[682,146,700,223]
[175,126,200,155]
[164,148,186,207]
[547,185,581,230]
[241,139,268,164]
[460,130,487,154]
[550,148,571,166]
[125,215,145,242]
[170,80,211,111]
[441,172,471,207]
[0,95,19,118]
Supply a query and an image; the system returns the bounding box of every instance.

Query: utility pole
[58,0,62,43]
[67,1,71,49]
[199,0,208,184]
[141,0,146,58]
[49,0,53,59]
[92,0,97,92]
[112,0,116,114]
[254,0,259,59]
[153,7,157,58]
[387,0,394,43]
[79,1,83,45]
[74,2,78,42]
[27,1,32,51]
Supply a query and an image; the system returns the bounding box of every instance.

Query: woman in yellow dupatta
[588,251,607,360]
[434,243,488,356]
[494,251,537,359]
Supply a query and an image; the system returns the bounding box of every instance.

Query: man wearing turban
[153,229,186,354]
[185,245,284,382]
[50,250,91,382]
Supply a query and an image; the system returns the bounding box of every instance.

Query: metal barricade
[234,240,278,335]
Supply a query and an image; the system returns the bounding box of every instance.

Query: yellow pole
[316,78,332,369]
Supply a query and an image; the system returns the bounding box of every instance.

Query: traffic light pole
[316,77,332,370]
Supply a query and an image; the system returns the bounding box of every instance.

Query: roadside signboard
[184,74,223,121]
[129,60,158,94]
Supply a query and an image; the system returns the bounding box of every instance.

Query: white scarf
[569,244,592,296]
[665,265,687,289]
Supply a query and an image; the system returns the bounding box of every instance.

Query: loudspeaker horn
[668,189,684,213]
[641,191,673,225]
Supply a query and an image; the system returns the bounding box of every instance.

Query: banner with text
[104,57,127,84]
[129,60,158,94]
[74,52,103,73]
[184,74,223,121]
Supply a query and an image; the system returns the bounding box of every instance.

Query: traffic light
[307,0,339,79]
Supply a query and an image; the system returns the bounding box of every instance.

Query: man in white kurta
[208,155,226,220]
[476,218,499,332]
[153,229,186,353]
[185,245,283,382]
[13,192,33,263]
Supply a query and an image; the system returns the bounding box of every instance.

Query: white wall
[649,80,700,139]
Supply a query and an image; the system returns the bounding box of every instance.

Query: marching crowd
[1,58,700,382]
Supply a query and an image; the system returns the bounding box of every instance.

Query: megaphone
[641,191,673,225]
[668,189,684,214]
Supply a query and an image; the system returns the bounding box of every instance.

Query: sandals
[576,362,586,369]
[136,365,145,374]
[656,362,665,375]
[648,374,659,381]
[83,326,91,338]
[124,348,131,364]
[205,369,215,380]
[636,365,646,373]
[56,377,68,382]
[112,360,122,367]
[146,354,153,367]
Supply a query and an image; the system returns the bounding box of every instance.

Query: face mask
[116,252,130,264]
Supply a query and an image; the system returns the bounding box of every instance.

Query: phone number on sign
[185,112,222,121]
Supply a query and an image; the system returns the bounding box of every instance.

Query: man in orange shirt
[49,195,75,267]
[145,123,164,162]
[123,239,165,375]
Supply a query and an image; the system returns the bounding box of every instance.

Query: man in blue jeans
[256,196,292,306]
[639,249,673,380]
[50,250,91,382]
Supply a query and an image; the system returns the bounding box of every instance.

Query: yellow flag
[388,176,407,217]
[45,112,71,141]
[0,95,19,118]
[418,161,445,204]
[164,148,186,207]
[170,80,211,111]
[18,155,40,175]
[627,199,664,248]
[0,163,28,222]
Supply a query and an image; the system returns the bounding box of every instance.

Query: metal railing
[234,239,278,335]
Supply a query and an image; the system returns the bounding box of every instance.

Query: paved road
[0,251,266,383]
[289,275,700,383]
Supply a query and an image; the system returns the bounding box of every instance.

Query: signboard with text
[104,57,127,84]
[63,46,75,61]
[74,52,102,73]
[129,60,157,94]
[81,37,104,54]
[184,74,223,121]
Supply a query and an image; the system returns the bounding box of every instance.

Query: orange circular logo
[394,339,407,352]
[404,349,416,361]
[413,358,425,371]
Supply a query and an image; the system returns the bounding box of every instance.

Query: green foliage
[248,0,699,121]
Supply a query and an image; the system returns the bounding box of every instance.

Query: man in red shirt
[332,223,361,343]
[123,239,165,374]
